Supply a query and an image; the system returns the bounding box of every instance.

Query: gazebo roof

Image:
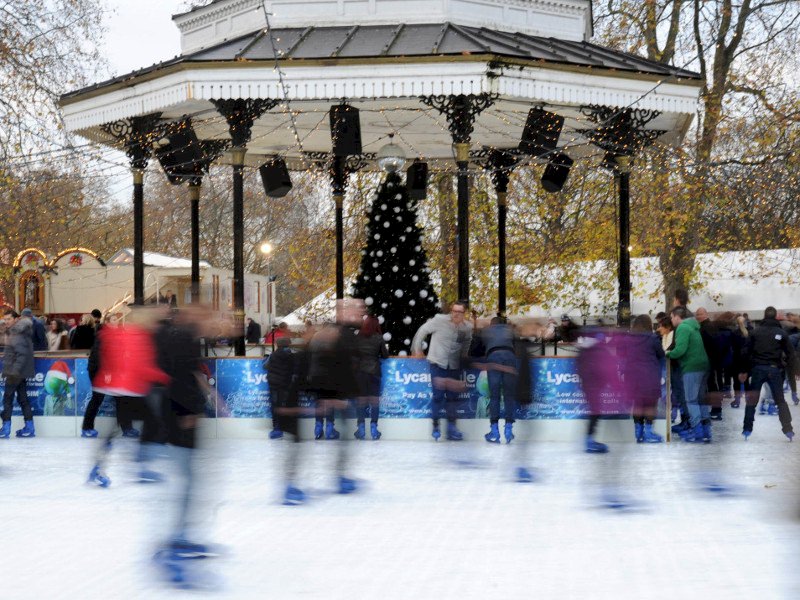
[59,0,702,167]
[63,23,698,102]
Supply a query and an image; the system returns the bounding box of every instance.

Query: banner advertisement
[215,359,270,418]
[0,358,78,417]
[0,356,666,422]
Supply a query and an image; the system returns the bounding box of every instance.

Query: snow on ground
[1,408,799,599]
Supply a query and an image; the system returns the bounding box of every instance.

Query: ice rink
[1,409,799,599]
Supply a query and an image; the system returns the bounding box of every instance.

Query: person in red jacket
[87,306,170,487]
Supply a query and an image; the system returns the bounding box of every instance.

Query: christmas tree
[351,171,439,355]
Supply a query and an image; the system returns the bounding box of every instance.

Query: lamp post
[260,242,274,333]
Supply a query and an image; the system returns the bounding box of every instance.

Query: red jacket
[92,324,170,397]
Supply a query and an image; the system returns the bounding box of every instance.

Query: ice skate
[354,422,366,440]
[314,421,323,440]
[431,422,441,441]
[767,404,778,416]
[585,435,608,454]
[81,429,98,438]
[325,421,340,440]
[634,422,644,443]
[515,467,535,483]
[484,422,500,443]
[504,422,514,444]
[87,465,110,488]
[370,422,381,440]
[138,469,165,484]
[122,427,140,438]
[0,421,10,439]
[283,485,306,506]
[786,431,795,442]
[15,420,35,438]
[338,476,358,494]
[268,429,283,440]
[446,422,463,441]
[642,423,663,443]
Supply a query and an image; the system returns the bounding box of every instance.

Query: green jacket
[667,318,709,373]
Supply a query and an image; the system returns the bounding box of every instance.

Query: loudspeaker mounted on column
[259,157,293,198]
[541,152,573,193]
[330,104,362,156]
[155,128,204,185]
[518,108,564,158]
[406,160,428,200]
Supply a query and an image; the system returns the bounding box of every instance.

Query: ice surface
[1,410,799,599]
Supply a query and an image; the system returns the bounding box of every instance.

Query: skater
[576,327,621,453]
[81,315,140,439]
[738,306,795,441]
[666,307,711,443]
[354,314,388,441]
[265,336,295,440]
[1,310,35,438]
[307,298,364,493]
[480,316,519,444]
[626,315,665,443]
[152,304,222,587]
[86,306,170,486]
[411,300,473,441]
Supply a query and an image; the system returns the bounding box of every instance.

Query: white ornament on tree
[365,297,374,306]
[383,332,392,341]
[394,289,404,298]
[403,316,412,325]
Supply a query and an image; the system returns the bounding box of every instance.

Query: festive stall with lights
[59,0,702,355]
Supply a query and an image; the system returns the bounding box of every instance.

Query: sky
[102,0,185,77]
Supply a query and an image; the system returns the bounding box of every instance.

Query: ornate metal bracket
[100,112,181,170]
[481,148,523,194]
[303,151,376,195]
[419,93,497,145]
[578,105,666,157]
[185,140,233,186]
[210,99,279,147]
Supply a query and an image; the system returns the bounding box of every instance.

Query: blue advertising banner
[216,359,270,418]
[525,358,589,419]
[0,357,78,417]
[74,357,117,417]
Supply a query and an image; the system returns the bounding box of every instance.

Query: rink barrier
[0,356,667,441]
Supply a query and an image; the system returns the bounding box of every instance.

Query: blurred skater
[626,315,665,443]
[354,314,388,440]
[86,307,170,487]
[411,300,472,441]
[307,299,364,493]
[1,310,35,438]
[480,316,519,444]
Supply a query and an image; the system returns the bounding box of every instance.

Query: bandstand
[59,0,702,355]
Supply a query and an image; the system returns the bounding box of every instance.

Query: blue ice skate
[354,422,366,440]
[742,429,752,440]
[642,423,663,443]
[484,423,501,443]
[370,422,381,440]
[15,420,35,438]
[431,423,441,441]
[87,465,110,488]
[314,421,323,440]
[153,549,218,591]
[446,422,464,441]
[504,422,515,444]
[338,476,358,494]
[283,485,306,506]
[269,429,283,440]
[325,421,340,440]
[516,467,535,483]
[681,423,705,443]
[138,469,164,484]
[786,431,795,442]
[0,421,10,439]
[767,404,778,416]
[585,435,608,453]
[122,427,140,438]
[634,422,644,443]
[81,429,98,438]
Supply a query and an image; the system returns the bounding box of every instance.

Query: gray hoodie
[411,313,472,370]
[3,318,35,379]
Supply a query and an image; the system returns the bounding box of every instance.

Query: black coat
[155,320,204,416]
[70,325,96,350]
[265,347,296,390]
[246,321,262,344]
[743,318,796,371]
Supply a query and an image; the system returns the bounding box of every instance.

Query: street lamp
[260,242,275,336]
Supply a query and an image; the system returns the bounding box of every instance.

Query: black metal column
[332,155,346,300]
[132,169,145,305]
[231,148,247,355]
[189,182,201,304]
[616,156,632,327]
[455,144,470,302]
[211,99,277,356]
[420,94,495,305]
[497,192,508,314]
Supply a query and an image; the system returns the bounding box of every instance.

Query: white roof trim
[61,62,700,132]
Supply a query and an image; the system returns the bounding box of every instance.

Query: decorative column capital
[211,99,279,148]
[420,93,497,146]
[578,105,665,157]
[101,112,168,171]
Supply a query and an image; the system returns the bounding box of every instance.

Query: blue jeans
[430,364,460,424]
[487,350,518,422]
[745,365,793,434]
[682,371,709,428]
[670,363,686,420]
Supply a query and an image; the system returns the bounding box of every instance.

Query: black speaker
[330,104,362,156]
[541,152,573,193]
[259,157,292,198]
[406,160,428,200]
[519,108,564,158]
[155,128,203,185]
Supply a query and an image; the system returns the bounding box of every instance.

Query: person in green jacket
[667,307,711,442]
